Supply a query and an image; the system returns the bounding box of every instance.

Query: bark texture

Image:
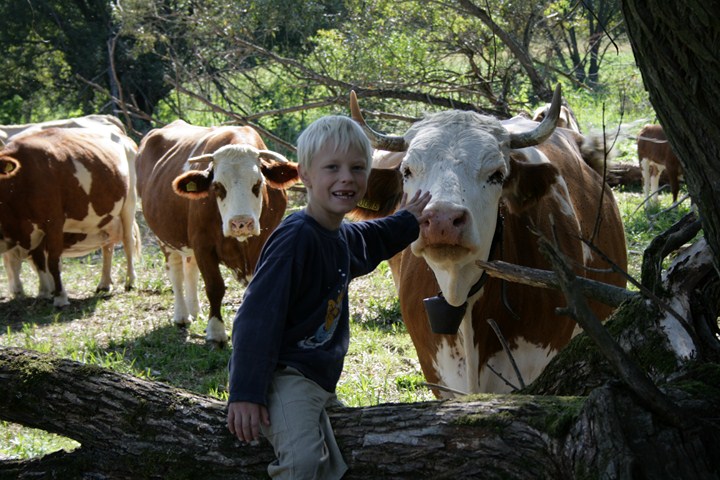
[622,0,720,274]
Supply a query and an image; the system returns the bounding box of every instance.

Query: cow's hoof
[207,338,228,350]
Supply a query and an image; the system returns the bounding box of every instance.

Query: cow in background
[350,86,627,397]
[532,102,582,133]
[0,125,140,306]
[136,120,299,347]
[0,114,126,146]
[637,124,683,205]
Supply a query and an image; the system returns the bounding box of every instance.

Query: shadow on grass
[0,291,111,332]
[110,323,231,396]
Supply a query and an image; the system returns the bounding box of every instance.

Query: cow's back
[0,128,133,251]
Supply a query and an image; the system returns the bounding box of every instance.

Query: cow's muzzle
[423,212,504,335]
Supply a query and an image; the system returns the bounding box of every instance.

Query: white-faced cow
[349,86,627,397]
[135,120,299,347]
[0,126,140,306]
[637,124,683,205]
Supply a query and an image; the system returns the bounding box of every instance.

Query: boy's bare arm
[227,401,270,444]
[398,190,431,222]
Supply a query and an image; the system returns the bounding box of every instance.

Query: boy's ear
[297,164,310,188]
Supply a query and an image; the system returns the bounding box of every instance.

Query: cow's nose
[421,207,468,245]
[229,216,255,236]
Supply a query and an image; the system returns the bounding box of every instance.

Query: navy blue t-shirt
[228,209,420,405]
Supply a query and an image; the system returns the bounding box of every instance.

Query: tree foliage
[0,0,630,135]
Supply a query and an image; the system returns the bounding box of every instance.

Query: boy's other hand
[399,190,431,223]
[227,401,270,444]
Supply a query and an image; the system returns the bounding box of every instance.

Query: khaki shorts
[261,367,347,479]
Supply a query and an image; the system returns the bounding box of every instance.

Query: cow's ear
[348,167,403,221]
[172,168,213,199]
[261,161,301,190]
[502,152,559,213]
[0,158,20,178]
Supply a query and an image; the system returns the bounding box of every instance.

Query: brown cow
[349,86,627,397]
[0,127,140,306]
[136,120,299,347]
[637,124,683,204]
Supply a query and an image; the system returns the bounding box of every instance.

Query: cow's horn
[258,150,289,163]
[350,91,408,152]
[508,84,562,149]
[188,153,215,164]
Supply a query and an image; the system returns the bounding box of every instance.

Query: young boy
[227,115,430,479]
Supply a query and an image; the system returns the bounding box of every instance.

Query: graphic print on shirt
[297,270,347,349]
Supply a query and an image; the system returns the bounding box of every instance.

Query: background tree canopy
[0,0,632,148]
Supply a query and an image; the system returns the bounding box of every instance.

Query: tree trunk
[0,345,719,480]
[622,0,720,275]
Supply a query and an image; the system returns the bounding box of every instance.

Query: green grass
[0,181,693,460]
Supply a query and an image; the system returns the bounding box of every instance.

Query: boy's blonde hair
[296,115,373,171]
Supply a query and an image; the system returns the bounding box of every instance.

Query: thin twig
[487,318,526,389]
[483,364,519,392]
[420,382,469,397]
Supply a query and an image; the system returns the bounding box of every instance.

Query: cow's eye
[212,182,227,200]
[488,170,505,185]
[401,166,412,180]
[252,179,261,197]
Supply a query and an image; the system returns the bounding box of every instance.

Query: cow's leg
[166,251,192,326]
[641,158,660,206]
[122,147,139,291]
[460,310,479,395]
[183,255,200,321]
[119,203,139,291]
[196,254,228,347]
[649,162,664,206]
[29,247,53,300]
[3,250,25,298]
[96,244,114,292]
[45,241,68,307]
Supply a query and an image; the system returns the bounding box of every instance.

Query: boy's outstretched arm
[398,190,431,222]
[228,401,270,444]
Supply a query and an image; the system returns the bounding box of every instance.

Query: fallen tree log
[1,346,720,480]
[2,228,719,479]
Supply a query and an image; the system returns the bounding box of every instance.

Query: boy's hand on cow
[227,401,270,444]
[399,190,431,223]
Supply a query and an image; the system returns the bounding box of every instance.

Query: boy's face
[299,143,369,230]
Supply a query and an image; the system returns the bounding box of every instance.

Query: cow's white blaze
[210,145,265,240]
[403,115,508,306]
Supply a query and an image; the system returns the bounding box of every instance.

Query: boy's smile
[300,143,369,230]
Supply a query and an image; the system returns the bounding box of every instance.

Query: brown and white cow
[0,114,126,146]
[532,102,581,133]
[349,86,627,397]
[136,120,299,347]
[0,126,140,306]
[637,124,683,205]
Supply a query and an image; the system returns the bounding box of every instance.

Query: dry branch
[475,259,636,307]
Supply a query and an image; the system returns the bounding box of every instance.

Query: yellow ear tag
[357,198,380,211]
[4,162,14,173]
[185,181,197,192]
